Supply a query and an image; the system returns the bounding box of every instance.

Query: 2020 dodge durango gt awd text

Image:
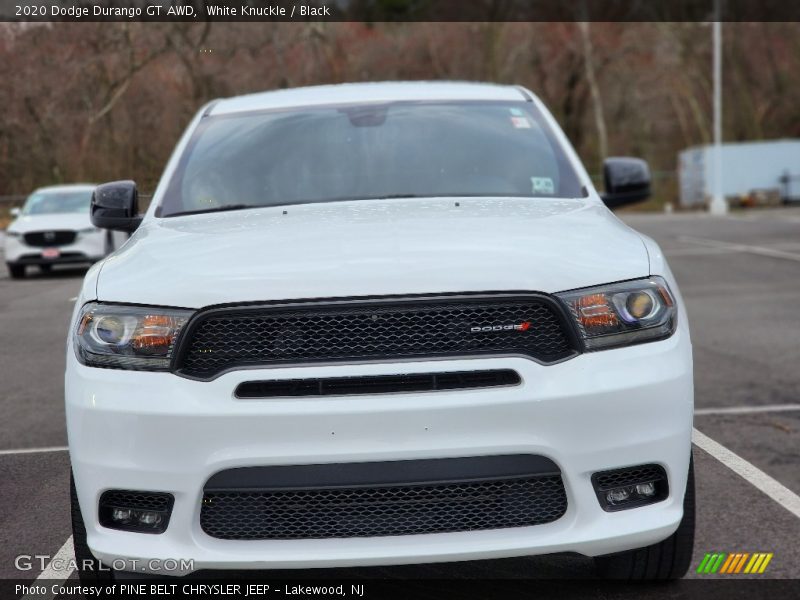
[66,82,694,582]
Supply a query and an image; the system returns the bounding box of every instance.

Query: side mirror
[601,157,651,209]
[90,180,143,232]
[10,207,20,217]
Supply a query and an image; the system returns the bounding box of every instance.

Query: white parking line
[22,536,75,599]
[0,446,68,456]
[693,428,800,520]
[678,235,800,263]
[695,404,800,416]
[664,247,731,257]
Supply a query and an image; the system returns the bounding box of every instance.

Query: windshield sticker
[509,107,525,116]
[531,177,555,195]
[510,116,531,129]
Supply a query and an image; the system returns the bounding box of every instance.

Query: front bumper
[66,330,693,575]
[4,231,105,265]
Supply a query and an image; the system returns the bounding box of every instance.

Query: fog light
[636,482,656,497]
[606,487,630,504]
[111,507,132,522]
[136,511,163,526]
[99,490,174,534]
[592,464,668,512]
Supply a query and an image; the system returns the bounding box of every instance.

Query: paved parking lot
[1,209,799,593]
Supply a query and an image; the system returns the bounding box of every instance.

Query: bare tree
[578,21,608,168]
[3,21,800,202]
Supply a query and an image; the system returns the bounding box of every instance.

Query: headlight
[5,230,21,238]
[74,303,192,370]
[557,277,677,350]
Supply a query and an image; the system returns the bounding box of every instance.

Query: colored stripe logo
[696,552,773,574]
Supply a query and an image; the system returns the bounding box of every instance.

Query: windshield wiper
[166,204,254,218]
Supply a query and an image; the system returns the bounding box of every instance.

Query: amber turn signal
[574,293,619,328]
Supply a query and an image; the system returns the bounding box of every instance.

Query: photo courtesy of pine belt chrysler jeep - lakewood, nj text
[66,81,694,583]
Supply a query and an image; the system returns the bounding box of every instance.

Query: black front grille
[23,230,76,247]
[200,455,567,540]
[176,295,576,379]
[234,369,521,398]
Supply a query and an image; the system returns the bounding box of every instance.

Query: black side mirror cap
[601,157,651,209]
[91,181,143,232]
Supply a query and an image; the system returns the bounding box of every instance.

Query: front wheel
[594,453,696,580]
[7,263,25,279]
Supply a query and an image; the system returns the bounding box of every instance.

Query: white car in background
[4,184,117,279]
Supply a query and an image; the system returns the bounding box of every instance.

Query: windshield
[23,190,92,215]
[158,101,585,217]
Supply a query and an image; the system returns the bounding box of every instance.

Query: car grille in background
[176,295,576,379]
[200,455,568,540]
[23,230,77,247]
[234,369,521,398]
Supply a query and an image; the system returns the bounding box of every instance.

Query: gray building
[679,139,800,208]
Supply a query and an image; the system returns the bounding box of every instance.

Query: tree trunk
[578,21,608,171]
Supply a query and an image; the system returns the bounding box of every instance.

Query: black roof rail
[515,86,534,102]
[202,100,220,117]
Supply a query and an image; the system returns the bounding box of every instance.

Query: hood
[8,213,92,233]
[96,197,649,308]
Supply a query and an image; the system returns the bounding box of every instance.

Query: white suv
[4,184,111,278]
[66,82,694,582]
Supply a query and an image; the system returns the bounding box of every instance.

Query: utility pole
[709,1,727,215]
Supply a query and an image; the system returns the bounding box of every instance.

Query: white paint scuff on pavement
[695,404,800,416]
[22,536,76,600]
[0,446,68,456]
[679,235,800,263]
[693,428,800,520]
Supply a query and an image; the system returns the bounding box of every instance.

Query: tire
[70,473,115,586]
[594,453,696,580]
[7,263,25,279]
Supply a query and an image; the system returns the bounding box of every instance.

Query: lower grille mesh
[200,475,567,540]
